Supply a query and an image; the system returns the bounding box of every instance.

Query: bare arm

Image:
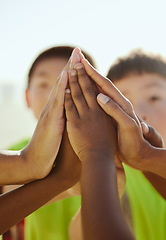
[0,169,70,234]
[0,130,81,235]
[65,63,134,240]
[81,154,134,240]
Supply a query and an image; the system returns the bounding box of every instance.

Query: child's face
[26,57,68,119]
[114,73,166,143]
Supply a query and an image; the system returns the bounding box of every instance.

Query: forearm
[0,169,69,234]
[0,151,37,185]
[139,148,166,178]
[81,153,134,240]
[44,190,71,205]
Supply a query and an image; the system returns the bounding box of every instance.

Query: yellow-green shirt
[125,165,166,240]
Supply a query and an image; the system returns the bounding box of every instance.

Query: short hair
[106,50,166,82]
[28,46,96,87]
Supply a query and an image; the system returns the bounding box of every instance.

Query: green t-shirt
[125,165,166,240]
[25,197,81,240]
[9,139,81,240]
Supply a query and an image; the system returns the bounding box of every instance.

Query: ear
[25,88,31,108]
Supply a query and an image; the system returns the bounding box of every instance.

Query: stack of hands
[23,47,164,190]
[0,48,165,240]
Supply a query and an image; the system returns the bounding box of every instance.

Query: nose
[133,102,149,122]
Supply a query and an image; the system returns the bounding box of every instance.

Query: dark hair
[106,50,166,82]
[28,46,96,87]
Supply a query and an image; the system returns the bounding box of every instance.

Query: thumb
[141,122,164,148]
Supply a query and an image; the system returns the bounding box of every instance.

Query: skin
[114,73,166,144]
[80,56,166,198]
[65,65,134,240]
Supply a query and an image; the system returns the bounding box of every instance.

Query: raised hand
[79,56,166,179]
[6,48,82,184]
[65,63,117,162]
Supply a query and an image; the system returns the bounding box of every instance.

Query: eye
[149,96,161,102]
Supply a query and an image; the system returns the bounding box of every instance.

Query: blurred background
[0,0,166,148]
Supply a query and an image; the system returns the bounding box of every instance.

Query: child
[80,51,166,240]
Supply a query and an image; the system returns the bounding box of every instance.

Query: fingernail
[141,122,149,134]
[75,63,83,70]
[70,70,77,76]
[66,88,71,94]
[97,93,110,104]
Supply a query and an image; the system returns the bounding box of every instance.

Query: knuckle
[67,103,75,112]
[125,99,133,110]
[85,86,94,95]
[125,118,137,131]
[74,92,83,101]
[110,101,119,110]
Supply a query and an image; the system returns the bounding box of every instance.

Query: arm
[0,160,79,235]
[81,154,133,240]
[0,116,81,234]
[65,63,134,240]
[0,48,81,185]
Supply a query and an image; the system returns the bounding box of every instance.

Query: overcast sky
[0,0,166,87]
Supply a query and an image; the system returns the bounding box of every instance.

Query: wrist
[140,147,166,176]
[21,148,45,182]
[81,152,116,179]
[79,149,115,165]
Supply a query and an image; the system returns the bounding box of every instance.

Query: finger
[46,75,61,105]
[47,48,81,101]
[65,87,79,121]
[69,48,81,69]
[141,122,164,148]
[97,93,140,133]
[77,50,85,61]
[74,63,98,108]
[68,69,89,115]
[48,71,68,118]
[82,58,139,123]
